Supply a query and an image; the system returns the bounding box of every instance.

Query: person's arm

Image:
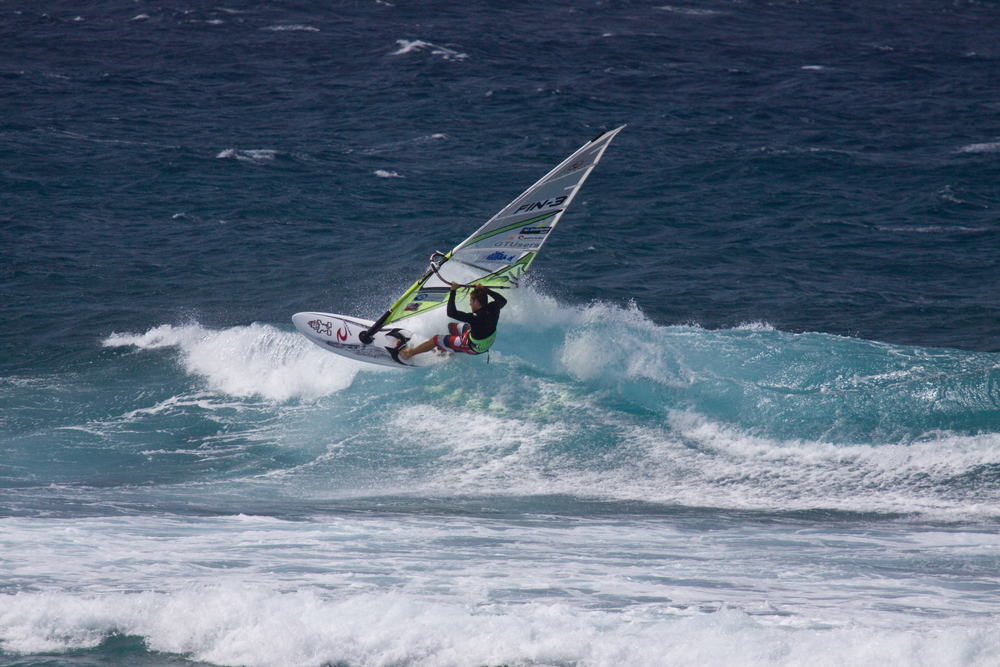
[474,282,507,310]
[485,287,507,310]
[447,282,474,323]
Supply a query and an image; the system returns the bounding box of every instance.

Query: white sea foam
[4,587,994,667]
[374,169,403,178]
[549,298,687,383]
[658,411,1000,519]
[262,24,319,32]
[2,515,999,666]
[877,225,986,233]
[958,141,1000,154]
[104,323,361,401]
[391,40,468,60]
[216,149,278,162]
[378,393,1000,520]
[658,6,721,16]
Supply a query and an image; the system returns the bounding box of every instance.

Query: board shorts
[434,322,498,356]
[434,322,478,355]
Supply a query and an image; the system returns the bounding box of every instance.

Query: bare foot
[398,346,412,361]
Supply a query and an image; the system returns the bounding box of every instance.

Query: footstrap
[384,329,410,366]
[385,328,410,344]
[385,345,406,365]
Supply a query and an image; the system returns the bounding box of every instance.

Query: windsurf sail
[359,126,625,343]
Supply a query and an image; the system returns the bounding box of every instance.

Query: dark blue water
[3,2,1000,666]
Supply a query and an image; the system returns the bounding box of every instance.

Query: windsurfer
[397,281,506,360]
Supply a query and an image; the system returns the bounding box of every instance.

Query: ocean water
[3,1,1000,666]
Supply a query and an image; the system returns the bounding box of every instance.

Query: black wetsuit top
[447,287,507,351]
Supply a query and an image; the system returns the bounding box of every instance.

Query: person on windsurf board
[292,126,624,369]
[395,281,506,361]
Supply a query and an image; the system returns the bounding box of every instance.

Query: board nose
[291,312,313,335]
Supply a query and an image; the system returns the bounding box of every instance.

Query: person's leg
[399,337,439,361]
[399,323,470,360]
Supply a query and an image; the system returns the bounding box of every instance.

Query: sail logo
[484,251,516,262]
[519,227,551,235]
[514,195,567,214]
[496,238,542,249]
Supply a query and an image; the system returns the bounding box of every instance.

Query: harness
[468,330,496,355]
